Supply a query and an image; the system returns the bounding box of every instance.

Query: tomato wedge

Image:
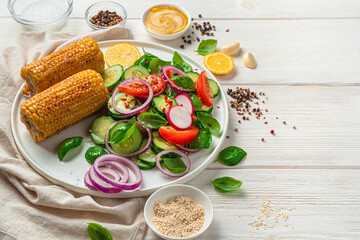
[118,74,164,97]
[159,125,199,145]
[196,71,214,107]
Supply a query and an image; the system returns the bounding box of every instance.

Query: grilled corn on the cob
[20,70,109,142]
[21,36,105,96]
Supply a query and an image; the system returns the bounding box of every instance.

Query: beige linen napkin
[0,28,148,240]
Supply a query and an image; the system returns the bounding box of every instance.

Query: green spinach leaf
[166,87,178,98]
[163,158,187,173]
[85,146,107,165]
[137,112,168,129]
[195,39,217,55]
[218,146,247,166]
[109,117,136,144]
[189,127,212,149]
[87,223,113,240]
[197,112,220,134]
[57,136,83,161]
[170,75,194,90]
[172,51,193,72]
[211,177,242,192]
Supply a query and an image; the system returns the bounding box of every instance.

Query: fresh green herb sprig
[172,51,193,72]
[85,146,107,164]
[108,117,136,144]
[137,112,168,129]
[211,176,242,192]
[170,75,194,90]
[196,112,220,134]
[57,136,83,161]
[195,39,217,55]
[87,223,113,240]
[218,146,247,166]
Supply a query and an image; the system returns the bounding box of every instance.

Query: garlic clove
[221,42,240,56]
[243,52,256,69]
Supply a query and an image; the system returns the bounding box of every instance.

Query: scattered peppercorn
[89,10,123,27]
[283,121,287,125]
[293,126,296,130]
[198,14,202,18]
[270,130,275,134]
[180,45,185,49]
[226,29,230,32]
[226,136,230,139]
[235,128,239,133]
[187,40,192,44]
[261,138,265,142]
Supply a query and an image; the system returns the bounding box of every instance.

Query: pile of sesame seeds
[248,196,295,230]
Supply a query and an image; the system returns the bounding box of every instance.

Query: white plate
[10,40,229,198]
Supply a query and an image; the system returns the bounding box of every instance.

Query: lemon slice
[203,52,235,75]
[105,43,141,67]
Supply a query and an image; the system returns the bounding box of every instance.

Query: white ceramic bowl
[141,4,191,41]
[144,184,213,240]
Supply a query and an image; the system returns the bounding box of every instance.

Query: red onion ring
[84,166,124,192]
[155,149,191,178]
[93,160,129,185]
[93,154,143,190]
[89,166,124,193]
[160,65,192,94]
[105,120,153,158]
[112,78,153,115]
[175,144,202,153]
[84,171,98,191]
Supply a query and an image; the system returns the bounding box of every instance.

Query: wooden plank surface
[1,18,360,86]
[146,169,360,239]
[2,0,360,19]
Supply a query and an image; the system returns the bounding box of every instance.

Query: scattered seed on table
[226,136,230,139]
[199,14,202,18]
[226,29,230,32]
[261,138,265,142]
[293,126,297,129]
[235,128,239,133]
[180,45,184,49]
[283,121,287,125]
[270,130,275,134]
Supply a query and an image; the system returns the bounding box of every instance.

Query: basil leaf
[211,177,242,192]
[109,117,136,144]
[173,51,193,72]
[148,58,162,74]
[195,39,217,55]
[137,112,168,129]
[197,112,220,134]
[171,75,194,90]
[57,136,83,161]
[163,158,187,173]
[166,87,178,98]
[189,127,212,149]
[87,223,113,240]
[218,146,247,166]
[85,146,107,165]
[134,54,147,66]
[190,95,202,110]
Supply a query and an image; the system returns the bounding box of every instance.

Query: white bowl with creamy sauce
[142,4,191,41]
[144,184,214,240]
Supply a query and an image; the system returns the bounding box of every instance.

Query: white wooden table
[1,0,360,239]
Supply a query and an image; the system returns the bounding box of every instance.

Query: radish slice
[167,106,192,130]
[175,94,194,116]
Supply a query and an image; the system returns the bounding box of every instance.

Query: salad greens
[189,127,212,149]
[196,112,220,134]
[57,136,83,161]
[137,112,168,129]
[211,177,242,192]
[218,146,247,166]
[87,223,113,240]
[170,75,194,90]
[163,158,187,173]
[85,146,107,164]
[172,51,193,72]
[190,95,202,110]
[195,39,217,55]
[108,117,136,144]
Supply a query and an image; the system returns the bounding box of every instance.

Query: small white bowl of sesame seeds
[144,184,213,240]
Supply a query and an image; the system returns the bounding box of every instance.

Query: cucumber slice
[130,157,155,170]
[151,131,179,158]
[195,104,213,114]
[208,79,220,98]
[152,94,177,117]
[186,71,199,82]
[109,123,143,155]
[90,116,116,145]
[186,71,219,98]
[123,65,150,80]
[108,92,137,119]
[102,64,123,90]
[137,140,156,166]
